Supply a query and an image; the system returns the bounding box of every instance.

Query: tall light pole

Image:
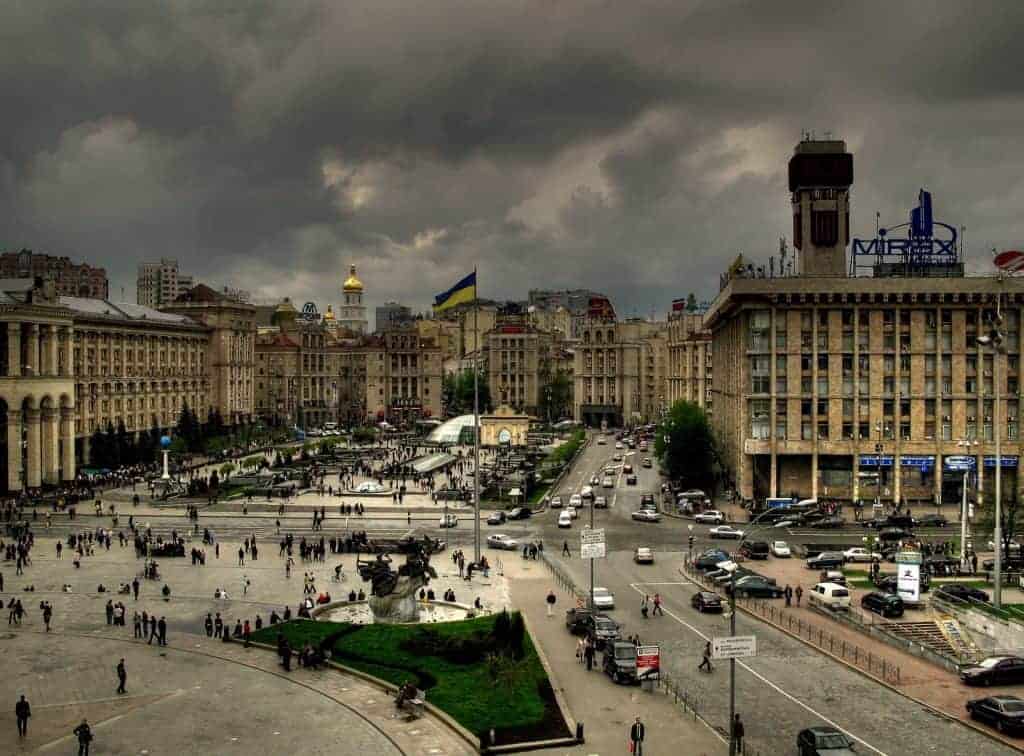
[978,291,1006,608]
[957,436,979,565]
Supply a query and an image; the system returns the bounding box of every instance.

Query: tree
[116,420,134,466]
[89,427,108,468]
[978,494,1024,562]
[655,400,715,490]
[448,369,492,415]
[104,422,119,467]
[539,370,572,423]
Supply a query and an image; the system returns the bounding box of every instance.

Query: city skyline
[2,2,1023,315]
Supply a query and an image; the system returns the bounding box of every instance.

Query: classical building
[363,325,443,425]
[137,258,194,309]
[337,265,368,334]
[666,309,713,415]
[0,249,109,299]
[485,315,557,416]
[574,319,668,427]
[705,136,1024,507]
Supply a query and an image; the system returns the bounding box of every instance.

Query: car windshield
[595,619,616,630]
[1003,701,1024,713]
[832,589,849,597]
[818,733,853,748]
[978,658,1004,669]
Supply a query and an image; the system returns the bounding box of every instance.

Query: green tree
[655,401,715,490]
[450,369,492,414]
[977,494,1024,562]
[539,370,572,422]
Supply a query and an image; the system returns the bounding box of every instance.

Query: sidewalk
[505,559,725,755]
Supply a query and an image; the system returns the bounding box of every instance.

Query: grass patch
[252,614,567,745]
[527,485,550,505]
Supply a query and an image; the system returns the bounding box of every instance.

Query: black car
[738,541,770,560]
[486,511,507,525]
[507,507,532,520]
[935,584,990,603]
[966,695,1024,735]
[860,591,904,618]
[806,551,846,569]
[915,514,949,528]
[883,513,916,529]
[727,575,784,599]
[565,609,621,649]
[961,656,1024,687]
[810,516,845,529]
[625,474,638,485]
[691,591,723,613]
[797,726,857,755]
[877,527,914,543]
[983,556,1024,572]
[875,572,930,594]
[640,494,656,509]
[694,549,730,571]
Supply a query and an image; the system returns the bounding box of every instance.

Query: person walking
[134,612,143,639]
[132,578,140,601]
[698,641,713,673]
[652,593,663,616]
[116,659,127,694]
[214,613,223,638]
[73,718,93,756]
[562,540,570,557]
[545,589,557,617]
[204,613,214,637]
[42,603,52,632]
[147,614,157,644]
[242,575,250,596]
[158,616,167,646]
[583,639,595,671]
[629,717,646,756]
[795,584,803,607]
[732,713,745,754]
[784,584,793,607]
[15,694,30,737]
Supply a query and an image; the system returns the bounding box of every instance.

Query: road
[527,433,1011,756]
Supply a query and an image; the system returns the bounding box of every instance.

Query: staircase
[883,620,958,657]
[936,614,980,659]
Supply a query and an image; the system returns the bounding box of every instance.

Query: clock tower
[789,138,854,277]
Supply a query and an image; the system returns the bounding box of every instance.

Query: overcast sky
[2,1,1023,318]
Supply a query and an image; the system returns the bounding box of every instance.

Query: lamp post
[957,436,979,566]
[873,421,890,516]
[978,292,1006,608]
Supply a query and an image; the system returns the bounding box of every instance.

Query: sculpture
[356,543,437,623]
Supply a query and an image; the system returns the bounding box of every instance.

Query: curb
[677,566,1024,753]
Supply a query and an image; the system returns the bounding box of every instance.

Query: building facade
[363,325,443,425]
[666,310,713,415]
[0,249,109,299]
[137,258,194,309]
[338,265,368,334]
[375,301,412,332]
[485,316,556,416]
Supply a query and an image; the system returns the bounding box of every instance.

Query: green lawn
[251,614,565,744]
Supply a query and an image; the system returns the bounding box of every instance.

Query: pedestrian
[134,612,143,639]
[971,552,978,575]
[732,713,745,754]
[545,589,556,617]
[204,613,213,637]
[116,658,127,694]
[42,602,52,632]
[784,584,793,607]
[795,584,803,607]
[105,599,114,625]
[652,593,663,616]
[15,694,30,737]
[640,595,649,619]
[243,619,251,648]
[699,641,713,673]
[132,578,140,600]
[243,575,250,595]
[576,637,585,663]
[214,613,223,638]
[238,547,245,566]
[158,616,167,646]
[73,718,93,756]
[562,540,570,557]
[629,716,645,756]
[583,639,595,671]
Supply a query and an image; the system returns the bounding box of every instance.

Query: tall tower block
[789,138,853,276]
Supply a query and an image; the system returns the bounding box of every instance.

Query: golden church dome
[323,304,336,321]
[342,264,364,292]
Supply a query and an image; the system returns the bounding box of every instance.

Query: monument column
[7,324,21,377]
[46,325,59,377]
[7,413,22,491]
[26,324,40,376]
[42,406,59,484]
[25,407,41,489]
[61,407,76,481]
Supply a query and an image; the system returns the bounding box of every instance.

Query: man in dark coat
[15,695,30,737]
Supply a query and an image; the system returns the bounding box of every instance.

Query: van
[808,582,851,611]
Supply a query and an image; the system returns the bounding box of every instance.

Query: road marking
[627,583,889,756]
[632,581,688,586]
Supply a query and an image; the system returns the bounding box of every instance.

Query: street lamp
[957,436,979,566]
[873,421,890,516]
[978,295,1006,608]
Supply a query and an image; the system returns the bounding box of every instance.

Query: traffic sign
[712,635,757,660]
[580,528,606,559]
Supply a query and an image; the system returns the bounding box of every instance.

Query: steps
[883,620,958,657]
[936,614,979,658]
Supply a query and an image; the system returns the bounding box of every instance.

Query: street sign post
[580,528,606,560]
[712,635,757,660]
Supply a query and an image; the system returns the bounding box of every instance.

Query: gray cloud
[2,1,1024,318]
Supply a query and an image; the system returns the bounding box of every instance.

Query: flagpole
[473,268,481,563]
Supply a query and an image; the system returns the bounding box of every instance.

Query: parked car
[594,496,608,509]
[709,525,745,540]
[565,608,621,649]
[843,547,883,563]
[507,507,532,520]
[603,641,638,684]
[695,510,725,524]
[691,591,724,613]
[486,511,507,525]
[861,591,905,618]
[728,575,784,599]
[713,567,754,585]
[770,540,792,558]
[591,587,615,610]
[797,726,858,755]
[439,513,458,528]
[966,695,1024,735]
[694,549,730,571]
[548,496,563,509]
[883,513,916,529]
[960,656,1024,687]
[935,584,990,603]
[486,533,519,550]
[916,514,949,528]
[983,556,1024,572]
[634,547,655,564]
[642,457,652,468]
[739,541,770,560]
[632,509,661,522]
[557,511,572,528]
[821,570,847,586]
[808,582,851,611]
[806,551,846,569]
[625,474,638,485]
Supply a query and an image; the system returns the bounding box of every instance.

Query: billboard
[636,645,660,680]
[896,563,920,603]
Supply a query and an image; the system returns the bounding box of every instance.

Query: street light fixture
[978,295,1007,608]
[957,436,979,565]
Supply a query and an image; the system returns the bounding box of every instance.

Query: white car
[557,511,573,528]
[487,534,519,550]
[590,475,602,486]
[591,587,615,609]
[843,547,883,563]
[632,510,661,522]
[549,495,563,508]
[709,525,744,540]
[439,513,458,528]
[634,547,655,564]
[566,506,578,519]
[594,496,608,509]
[615,442,624,450]
[695,510,725,524]
[602,477,615,489]
[597,436,607,445]
[569,494,583,508]
[770,540,792,558]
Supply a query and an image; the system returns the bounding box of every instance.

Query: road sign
[712,635,757,660]
[580,528,606,559]
[637,645,660,680]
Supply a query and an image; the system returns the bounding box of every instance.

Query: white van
[808,582,851,611]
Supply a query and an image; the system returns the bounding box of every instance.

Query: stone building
[0,250,109,299]
[137,258,194,309]
[666,310,713,415]
[363,325,443,425]
[485,315,556,416]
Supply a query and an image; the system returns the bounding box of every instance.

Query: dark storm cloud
[2,1,1024,316]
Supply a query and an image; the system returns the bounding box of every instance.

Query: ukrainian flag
[433,270,477,313]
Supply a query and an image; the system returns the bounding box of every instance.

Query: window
[817,420,829,440]
[750,399,770,439]
[817,353,828,371]
[776,328,787,350]
[842,422,854,439]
